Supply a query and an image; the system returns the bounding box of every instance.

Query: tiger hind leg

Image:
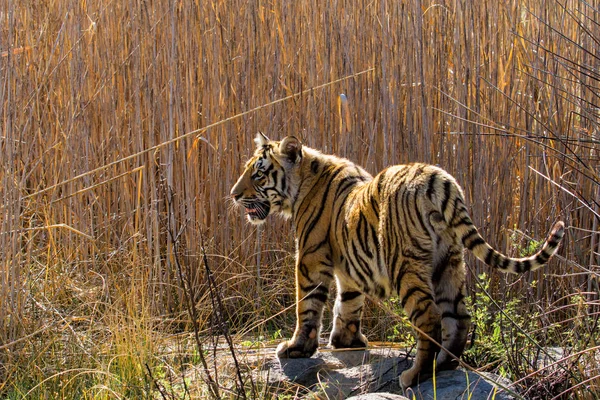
[432,241,471,370]
[398,269,442,388]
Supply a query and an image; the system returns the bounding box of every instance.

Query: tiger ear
[279,136,302,163]
[254,132,270,148]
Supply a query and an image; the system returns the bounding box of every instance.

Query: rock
[256,347,411,398]
[255,349,410,399]
[346,394,409,400]
[404,370,515,400]
[255,348,516,399]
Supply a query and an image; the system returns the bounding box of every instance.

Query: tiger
[230,133,565,388]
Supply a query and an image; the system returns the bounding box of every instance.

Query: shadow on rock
[255,347,517,399]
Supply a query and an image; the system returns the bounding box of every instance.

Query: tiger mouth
[243,202,270,221]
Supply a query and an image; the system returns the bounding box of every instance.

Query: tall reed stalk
[0,0,598,398]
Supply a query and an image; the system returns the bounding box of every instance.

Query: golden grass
[1,0,599,398]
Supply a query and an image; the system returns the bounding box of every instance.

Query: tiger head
[230,133,303,224]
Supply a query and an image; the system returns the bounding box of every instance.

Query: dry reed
[1,0,598,398]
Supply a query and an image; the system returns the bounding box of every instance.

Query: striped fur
[230,134,565,388]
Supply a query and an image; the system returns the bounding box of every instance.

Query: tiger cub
[230,133,564,388]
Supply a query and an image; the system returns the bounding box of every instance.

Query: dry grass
[1,0,599,398]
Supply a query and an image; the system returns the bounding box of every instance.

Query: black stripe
[404,190,418,230]
[466,237,485,249]
[387,190,400,264]
[299,263,310,280]
[408,233,429,255]
[357,213,373,258]
[442,312,471,320]
[342,222,349,245]
[391,166,412,187]
[303,232,332,265]
[351,240,374,279]
[376,247,385,276]
[536,250,550,264]
[432,251,450,284]
[485,250,494,265]
[295,166,334,223]
[376,170,387,195]
[296,200,318,233]
[409,299,433,322]
[450,198,468,225]
[301,168,344,248]
[406,191,431,239]
[401,247,429,262]
[449,195,463,222]
[394,260,410,293]
[341,291,363,302]
[298,309,318,317]
[370,223,378,251]
[304,291,329,303]
[334,175,362,201]
[435,297,454,305]
[311,160,320,174]
[333,201,347,234]
[371,192,380,219]
[452,216,472,228]
[440,180,452,214]
[426,173,438,200]
[414,207,430,237]
[389,247,400,289]
[303,236,330,256]
[281,171,287,193]
[461,228,478,243]
[401,287,433,308]
[321,270,334,279]
[376,285,387,299]
[344,251,370,289]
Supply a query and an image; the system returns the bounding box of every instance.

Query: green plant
[463,273,542,378]
[384,297,417,347]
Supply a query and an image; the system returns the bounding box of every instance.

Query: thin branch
[200,232,252,400]
[166,191,220,399]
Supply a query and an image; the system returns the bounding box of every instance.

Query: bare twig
[166,190,220,399]
[200,232,252,400]
[145,363,170,400]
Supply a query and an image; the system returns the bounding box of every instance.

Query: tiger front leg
[276,259,333,359]
[329,277,368,349]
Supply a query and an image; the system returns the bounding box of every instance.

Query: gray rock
[256,348,517,399]
[257,348,411,398]
[346,394,409,400]
[404,370,515,400]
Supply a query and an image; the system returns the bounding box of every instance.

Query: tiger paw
[329,321,368,349]
[276,327,319,358]
[400,366,431,389]
[436,352,460,371]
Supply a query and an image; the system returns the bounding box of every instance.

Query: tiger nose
[230,185,242,201]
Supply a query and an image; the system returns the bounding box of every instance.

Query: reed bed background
[1,0,598,398]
